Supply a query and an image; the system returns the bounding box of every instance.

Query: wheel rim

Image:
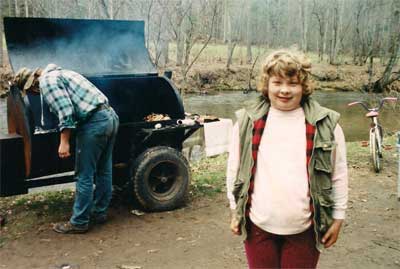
[146,160,184,200]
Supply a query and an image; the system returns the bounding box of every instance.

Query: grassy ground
[0,189,74,246]
[346,134,398,166]
[190,153,227,196]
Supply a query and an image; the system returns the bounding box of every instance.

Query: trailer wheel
[131,146,190,211]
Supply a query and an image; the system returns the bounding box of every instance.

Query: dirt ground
[1,143,400,269]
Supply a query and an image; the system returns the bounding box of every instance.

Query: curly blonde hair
[258,50,314,99]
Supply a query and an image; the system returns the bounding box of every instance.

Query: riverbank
[1,59,399,97]
[166,61,374,93]
[0,137,399,268]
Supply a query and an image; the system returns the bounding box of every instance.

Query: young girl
[226,50,348,268]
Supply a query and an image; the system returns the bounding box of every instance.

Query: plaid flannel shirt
[39,64,108,131]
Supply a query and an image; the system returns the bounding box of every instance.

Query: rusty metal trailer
[0,17,202,211]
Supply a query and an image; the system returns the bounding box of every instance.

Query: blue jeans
[70,107,119,226]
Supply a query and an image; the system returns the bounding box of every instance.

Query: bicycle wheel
[370,130,381,172]
[377,125,383,158]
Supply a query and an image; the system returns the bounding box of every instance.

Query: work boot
[53,221,88,234]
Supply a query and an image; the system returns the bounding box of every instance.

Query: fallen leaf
[131,210,145,216]
[117,265,142,269]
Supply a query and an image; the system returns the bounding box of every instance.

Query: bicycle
[348,97,397,172]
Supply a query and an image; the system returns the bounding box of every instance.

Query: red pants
[244,221,320,269]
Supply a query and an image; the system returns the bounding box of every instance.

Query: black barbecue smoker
[0,17,203,211]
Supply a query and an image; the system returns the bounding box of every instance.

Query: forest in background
[0,0,399,93]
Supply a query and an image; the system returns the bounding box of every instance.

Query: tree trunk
[372,43,400,92]
[184,3,217,78]
[176,0,184,66]
[372,10,400,92]
[145,0,154,48]
[300,0,308,52]
[368,56,374,86]
[182,4,193,69]
[328,3,334,63]
[99,0,111,19]
[312,2,325,62]
[319,28,324,61]
[15,0,20,17]
[225,2,234,70]
[176,29,184,66]
[160,39,169,67]
[183,33,191,68]
[246,54,259,93]
[335,0,345,61]
[226,42,236,70]
[88,0,94,18]
[246,0,252,64]
[8,0,12,15]
[223,0,229,43]
[24,0,28,17]
[109,0,114,19]
[322,8,329,62]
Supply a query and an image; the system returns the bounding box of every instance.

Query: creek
[1,91,400,142]
[184,91,400,142]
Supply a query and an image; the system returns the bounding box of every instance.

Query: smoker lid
[4,17,157,76]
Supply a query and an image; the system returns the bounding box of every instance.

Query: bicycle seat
[366,111,379,117]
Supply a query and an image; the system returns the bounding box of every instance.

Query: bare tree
[225,0,235,70]
[180,0,219,81]
[222,0,229,43]
[312,0,328,61]
[14,0,20,17]
[328,0,344,64]
[145,0,154,48]
[300,0,308,52]
[372,9,400,92]
[162,0,190,66]
[1,0,400,81]
[146,1,169,67]
[98,0,126,19]
[246,0,252,64]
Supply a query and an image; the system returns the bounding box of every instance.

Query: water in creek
[183,91,400,142]
[1,91,400,141]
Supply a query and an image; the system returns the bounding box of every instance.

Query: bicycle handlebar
[347,97,397,111]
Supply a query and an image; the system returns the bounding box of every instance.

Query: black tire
[131,146,190,211]
[377,125,383,158]
[370,132,381,173]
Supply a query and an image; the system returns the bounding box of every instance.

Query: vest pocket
[314,141,335,173]
[316,190,334,234]
[314,137,335,234]
[232,181,244,202]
